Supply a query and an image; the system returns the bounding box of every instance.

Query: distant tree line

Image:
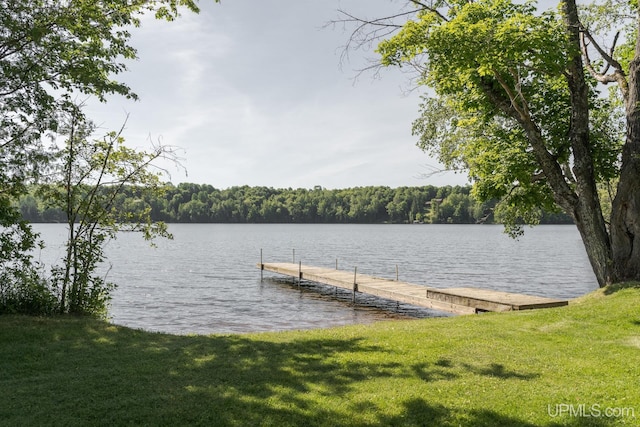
[19,183,573,225]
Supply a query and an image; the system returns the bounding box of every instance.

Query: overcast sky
[86,0,470,190]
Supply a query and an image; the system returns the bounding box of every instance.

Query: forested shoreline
[19,183,572,225]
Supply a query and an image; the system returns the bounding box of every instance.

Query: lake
[33,224,598,335]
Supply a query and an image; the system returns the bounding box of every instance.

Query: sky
[86,0,471,190]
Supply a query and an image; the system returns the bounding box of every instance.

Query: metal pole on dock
[260,249,263,281]
[352,267,358,303]
[396,264,399,281]
[298,261,302,289]
[293,249,295,263]
[335,259,338,270]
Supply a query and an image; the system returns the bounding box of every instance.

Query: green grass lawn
[1,284,639,426]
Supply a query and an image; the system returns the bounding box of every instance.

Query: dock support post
[396,264,399,281]
[335,260,339,299]
[335,259,338,295]
[298,261,302,289]
[352,267,358,303]
[293,249,296,263]
[260,249,264,281]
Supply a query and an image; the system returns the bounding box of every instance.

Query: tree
[40,107,179,316]
[0,0,210,314]
[337,0,637,287]
[0,0,204,193]
[0,0,208,279]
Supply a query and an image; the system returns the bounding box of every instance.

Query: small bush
[50,263,115,318]
[0,266,59,315]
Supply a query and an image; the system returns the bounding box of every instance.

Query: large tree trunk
[610,16,640,282]
[553,0,614,287]
[573,203,614,286]
[612,164,640,281]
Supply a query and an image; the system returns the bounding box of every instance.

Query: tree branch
[580,29,629,99]
[327,3,442,76]
[478,76,578,213]
[407,0,449,23]
[492,70,531,122]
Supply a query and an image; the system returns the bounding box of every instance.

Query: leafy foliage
[377,0,624,238]
[0,0,210,315]
[0,0,205,198]
[37,107,178,316]
[0,195,57,315]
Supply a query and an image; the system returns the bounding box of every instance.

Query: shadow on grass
[0,317,614,426]
[377,398,538,426]
[603,282,640,295]
[372,399,622,427]
[461,362,540,380]
[412,358,539,383]
[2,318,387,425]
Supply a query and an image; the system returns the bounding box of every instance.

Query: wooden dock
[258,262,568,315]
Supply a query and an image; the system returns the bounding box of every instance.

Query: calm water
[33,224,598,335]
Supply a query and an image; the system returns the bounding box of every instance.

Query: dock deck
[258,262,568,315]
